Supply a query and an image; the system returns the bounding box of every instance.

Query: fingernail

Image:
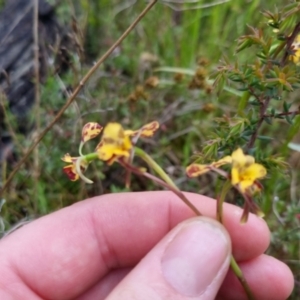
[161,219,230,297]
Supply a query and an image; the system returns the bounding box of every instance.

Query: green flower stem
[119,159,199,216]
[74,153,100,184]
[79,142,84,157]
[230,256,255,300]
[217,180,232,223]
[84,153,99,163]
[134,147,177,189]
[134,147,202,216]
[217,180,255,300]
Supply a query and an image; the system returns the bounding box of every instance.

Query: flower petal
[231,167,240,185]
[97,144,130,161]
[186,164,210,177]
[124,121,159,138]
[102,123,127,144]
[63,165,79,181]
[239,179,256,192]
[97,144,116,161]
[61,153,74,163]
[231,163,266,192]
[62,155,89,182]
[97,123,132,162]
[213,156,232,167]
[95,140,104,151]
[81,122,103,143]
[242,163,267,181]
[231,148,254,167]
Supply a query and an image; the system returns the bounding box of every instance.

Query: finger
[106,217,231,300]
[77,268,130,300]
[0,191,270,299]
[73,191,269,262]
[217,254,294,300]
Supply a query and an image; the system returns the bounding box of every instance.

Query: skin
[0,191,294,299]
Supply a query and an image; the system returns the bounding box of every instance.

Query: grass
[0,0,299,298]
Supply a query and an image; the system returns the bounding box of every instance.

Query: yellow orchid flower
[230,148,266,193]
[96,123,133,163]
[61,153,89,181]
[186,148,266,193]
[62,121,159,180]
[96,121,159,164]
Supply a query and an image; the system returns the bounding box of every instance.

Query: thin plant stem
[264,110,300,118]
[134,147,202,216]
[1,159,6,187]
[134,147,177,189]
[0,95,24,155]
[230,256,255,300]
[84,153,98,162]
[119,158,202,216]
[0,0,158,197]
[216,180,256,300]
[216,180,231,223]
[246,96,270,151]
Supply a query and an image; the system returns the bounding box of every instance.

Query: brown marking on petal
[82,122,102,142]
[186,164,210,177]
[118,127,125,138]
[63,166,78,181]
[103,137,115,144]
[107,155,117,165]
[139,121,160,137]
[254,180,263,190]
[81,133,88,142]
[146,121,159,131]
[186,165,203,177]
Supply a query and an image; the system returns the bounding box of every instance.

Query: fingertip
[106,217,232,299]
[219,254,295,300]
[222,205,271,261]
[262,255,294,300]
[161,217,232,297]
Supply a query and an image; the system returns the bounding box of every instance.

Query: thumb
[107,217,231,300]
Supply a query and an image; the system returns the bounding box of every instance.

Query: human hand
[0,192,293,299]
